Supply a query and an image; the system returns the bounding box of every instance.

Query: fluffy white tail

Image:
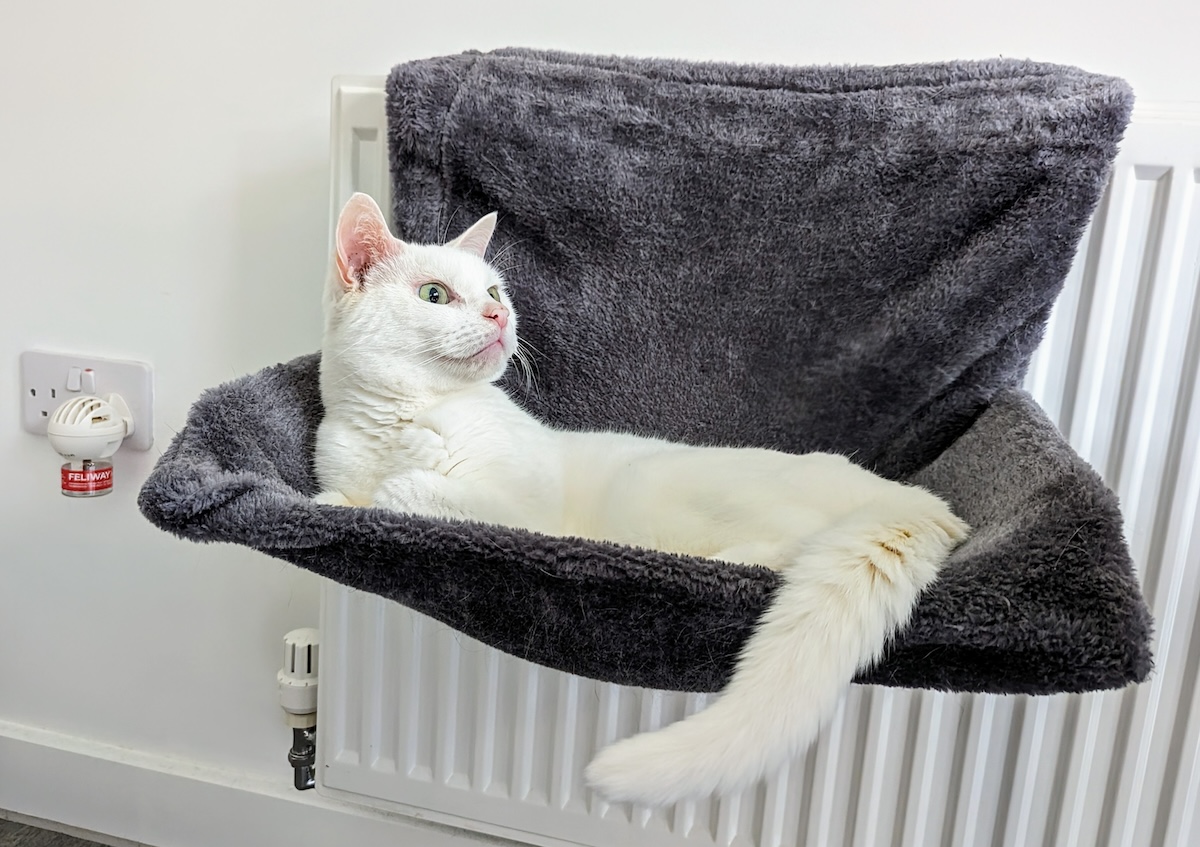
[584,487,968,806]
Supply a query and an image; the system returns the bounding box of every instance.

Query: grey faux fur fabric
[389,50,1131,476]
[139,50,1153,694]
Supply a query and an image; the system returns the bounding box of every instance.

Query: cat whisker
[516,337,546,359]
[479,154,525,197]
[324,337,454,389]
[331,336,444,365]
[511,342,541,397]
[510,350,530,393]
[489,238,528,269]
[439,207,464,244]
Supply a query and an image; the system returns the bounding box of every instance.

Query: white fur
[316,193,971,806]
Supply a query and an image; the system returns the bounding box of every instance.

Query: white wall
[1,0,1196,843]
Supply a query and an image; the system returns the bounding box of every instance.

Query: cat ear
[447,212,497,258]
[335,193,402,290]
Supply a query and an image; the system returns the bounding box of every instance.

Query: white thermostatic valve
[279,628,320,791]
[47,394,135,497]
[278,628,319,728]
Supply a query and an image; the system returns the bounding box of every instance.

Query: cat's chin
[443,339,512,383]
[473,339,507,360]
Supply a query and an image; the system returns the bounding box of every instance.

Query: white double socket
[20,350,154,451]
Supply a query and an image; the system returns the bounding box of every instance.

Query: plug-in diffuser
[47,394,134,497]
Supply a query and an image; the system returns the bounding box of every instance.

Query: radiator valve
[278,627,319,790]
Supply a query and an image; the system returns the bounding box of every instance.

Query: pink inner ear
[336,194,400,289]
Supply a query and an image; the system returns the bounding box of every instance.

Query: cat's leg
[370,423,480,520]
[586,483,968,805]
[312,490,355,506]
[395,424,453,472]
[374,470,475,521]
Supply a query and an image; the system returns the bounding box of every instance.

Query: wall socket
[20,351,154,451]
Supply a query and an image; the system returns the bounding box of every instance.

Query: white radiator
[317,79,1200,847]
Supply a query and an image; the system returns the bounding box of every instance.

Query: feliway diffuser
[47,394,134,497]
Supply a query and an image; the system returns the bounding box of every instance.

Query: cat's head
[322,193,517,397]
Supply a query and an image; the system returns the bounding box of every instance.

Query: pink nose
[483,302,508,329]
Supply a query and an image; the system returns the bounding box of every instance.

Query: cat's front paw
[374,470,457,519]
[397,425,451,473]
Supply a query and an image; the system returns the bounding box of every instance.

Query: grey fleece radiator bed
[139,49,1153,695]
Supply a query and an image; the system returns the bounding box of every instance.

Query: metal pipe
[288,725,316,791]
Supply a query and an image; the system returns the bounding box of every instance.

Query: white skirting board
[320,83,1200,847]
[0,719,513,847]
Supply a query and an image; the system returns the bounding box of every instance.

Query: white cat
[315,192,970,806]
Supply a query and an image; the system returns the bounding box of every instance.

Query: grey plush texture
[139,50,1153,694]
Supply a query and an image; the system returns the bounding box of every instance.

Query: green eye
[487,285,501,302]
[418,282,451,304]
